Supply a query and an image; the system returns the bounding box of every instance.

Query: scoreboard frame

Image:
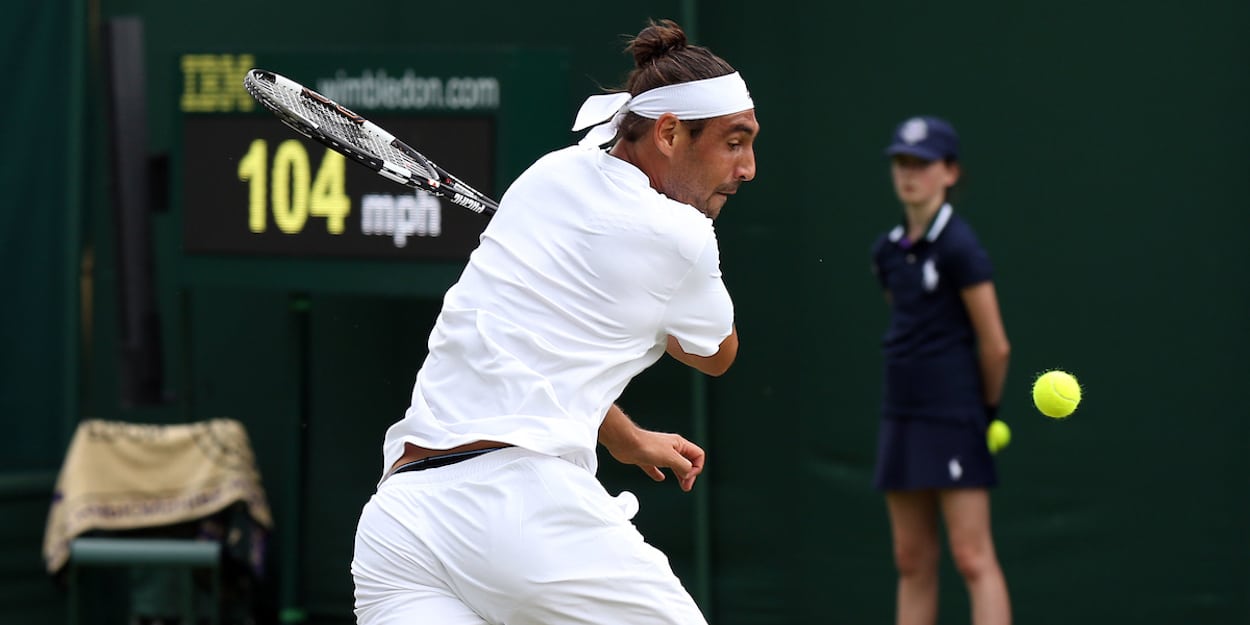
[171,48,568,298]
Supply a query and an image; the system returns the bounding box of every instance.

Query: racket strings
[258,79,436,181]
[246,71,493,211]
[300,95,436,181]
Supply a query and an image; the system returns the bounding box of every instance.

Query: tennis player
[871,116,1012,625]
[352,19,757,625]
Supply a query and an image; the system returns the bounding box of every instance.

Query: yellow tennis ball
[1032,370,1081,418]
[986,420,1011,454]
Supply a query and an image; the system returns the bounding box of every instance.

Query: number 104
[237,139,351,235]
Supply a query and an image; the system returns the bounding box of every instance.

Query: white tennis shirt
[380,144,734,476]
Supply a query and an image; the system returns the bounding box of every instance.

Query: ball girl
[870,116,1012,625]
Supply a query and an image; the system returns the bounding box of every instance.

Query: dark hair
[616,19,736,142]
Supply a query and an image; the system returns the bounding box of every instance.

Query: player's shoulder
[505,145,607,203]
[644,195,716,263]
[540,146,715,260]
[527,144,596,173]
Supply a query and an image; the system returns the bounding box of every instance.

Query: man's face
[662,110,759,220]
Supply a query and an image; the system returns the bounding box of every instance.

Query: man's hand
[608,429,705,492]
[599,404,705,491]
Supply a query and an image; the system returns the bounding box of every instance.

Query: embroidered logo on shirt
[948,457,963,481]
[922,258,940,292]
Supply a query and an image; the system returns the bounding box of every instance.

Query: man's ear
[652,113,681,157]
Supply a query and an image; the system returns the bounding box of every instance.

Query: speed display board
[181,114,494,260]
[173,50,555,264]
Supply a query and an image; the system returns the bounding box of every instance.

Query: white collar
[889,203,954,243]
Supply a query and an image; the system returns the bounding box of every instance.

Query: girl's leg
[886,490,942,625]
[939,488,1011,625]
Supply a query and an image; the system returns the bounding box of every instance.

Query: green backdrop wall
[2,1,1247,624]
[0,0,84,621]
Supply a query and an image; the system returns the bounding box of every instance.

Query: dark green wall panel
[0,0,81,471]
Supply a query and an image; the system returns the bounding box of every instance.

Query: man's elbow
[703,336,738,377]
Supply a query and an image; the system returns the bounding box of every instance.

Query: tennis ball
[1032,370,1081,418]
[986,420,1011,454]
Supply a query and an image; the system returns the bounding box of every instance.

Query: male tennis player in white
[352,18,758,625]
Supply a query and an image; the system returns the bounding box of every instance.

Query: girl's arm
[961,282,1011,411]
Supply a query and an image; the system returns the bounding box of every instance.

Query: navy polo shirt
[871,203,993,422]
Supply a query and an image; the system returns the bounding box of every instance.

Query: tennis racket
[243,68,498,215]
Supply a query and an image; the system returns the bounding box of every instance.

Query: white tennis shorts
[352,447,707,625]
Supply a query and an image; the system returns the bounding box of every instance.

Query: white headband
[572,72,754,147]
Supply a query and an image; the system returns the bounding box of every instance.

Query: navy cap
[885,116,959,162]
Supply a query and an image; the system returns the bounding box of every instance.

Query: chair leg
[210,566,220,625]
[181,568,195,625]
[68,565,78,625]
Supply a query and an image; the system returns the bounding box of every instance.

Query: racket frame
[243,69,498,215]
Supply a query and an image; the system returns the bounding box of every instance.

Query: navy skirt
[873,416,998,491]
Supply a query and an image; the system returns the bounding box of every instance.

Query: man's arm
[665,326,738,377]
[599,404,705,492]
